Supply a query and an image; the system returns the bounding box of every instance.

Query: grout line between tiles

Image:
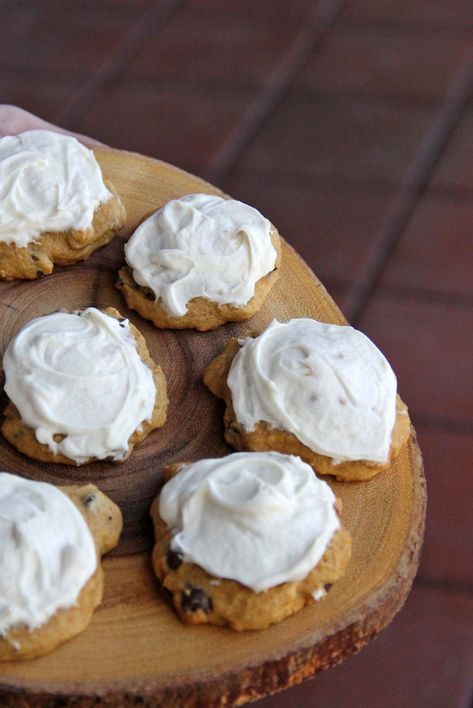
[225,168,403,194]
[412,414,473,436]
[286,85,443,108]
[55,0,185,130]
[429,184,473,200]
[367,285,473,310]
[414,575,473,597]
[339,17,473,35]
[344,50,473,326]
[461,690,473,708]
[204,0,346,186]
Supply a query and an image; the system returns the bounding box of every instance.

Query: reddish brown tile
[380,194,473,300]
[357,294,473,422]
[257,588,473,707]
[432,107,473,193]
[417,426,473,585]
[223,170,396,289]
[127,1,311,88]
[187,0,315,24]
[296,26,470,101]
[0,69,84,123]
[236,95,434,187]
[343,0,473,30]
[76,81,256,174]
[0,1,152,76]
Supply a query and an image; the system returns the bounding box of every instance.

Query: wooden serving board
[0,149,426,707]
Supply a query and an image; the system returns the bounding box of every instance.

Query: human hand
[0,105,105,148]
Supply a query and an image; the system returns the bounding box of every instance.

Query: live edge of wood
[0,148,426,707]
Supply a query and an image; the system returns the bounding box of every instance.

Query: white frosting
[0,472,96,635]
[227,319,398,464]
[124,193,277,317]
[3,308,156,464]
[159,452,339,592]
[0,130,112,247]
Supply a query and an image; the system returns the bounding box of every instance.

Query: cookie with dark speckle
[0,483,122,662]
[0,181,126,281]
[150,462,351,632]
[2,307,168,465]
[116,228,281,332]
[203,334,411,482]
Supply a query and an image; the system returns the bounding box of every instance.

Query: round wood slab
[0,149,426,707]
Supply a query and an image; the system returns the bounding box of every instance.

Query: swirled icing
[159,452,339,591]
[227,319,397,464]
[0,472,96,635]
[3,308,156,464]
[124,193,277,317]
[0,130,112,247]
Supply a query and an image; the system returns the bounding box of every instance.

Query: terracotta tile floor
[1,0,472,705]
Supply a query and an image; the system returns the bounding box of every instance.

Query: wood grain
[0,149,426,706]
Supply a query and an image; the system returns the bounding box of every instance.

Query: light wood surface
[0,149,426,706]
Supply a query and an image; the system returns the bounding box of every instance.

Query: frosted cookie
[204,319,411,482]
[151,452,351,631]
[0,473,122,661]
[0,130,126,280]
[2,307,167,465]
[116,193,281,331]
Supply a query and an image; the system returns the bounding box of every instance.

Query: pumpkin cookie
[2,307,168,465]
[204,319,411,482]
[0,130,126,280]
[151,452,351,631]
[0,473,122,661]
[117,193,281,331]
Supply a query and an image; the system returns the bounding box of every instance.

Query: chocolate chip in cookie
[181,586,212,614]
[166,546,183,570]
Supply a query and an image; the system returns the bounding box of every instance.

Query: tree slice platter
[0,148,426,707]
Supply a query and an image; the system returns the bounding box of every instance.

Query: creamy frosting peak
[0,130,112,247]
[124,193,277,317]
[3,308,156,464]
[159,452,339,592]
[0,472,97,636]
[227,318,398,464]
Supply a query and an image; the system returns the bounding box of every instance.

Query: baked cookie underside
[0,180,126,281]
[116,228,282,331]
[0,484,122,662]
[150,463,351,631]
[2,307,168,465]
[203,335,411,482]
